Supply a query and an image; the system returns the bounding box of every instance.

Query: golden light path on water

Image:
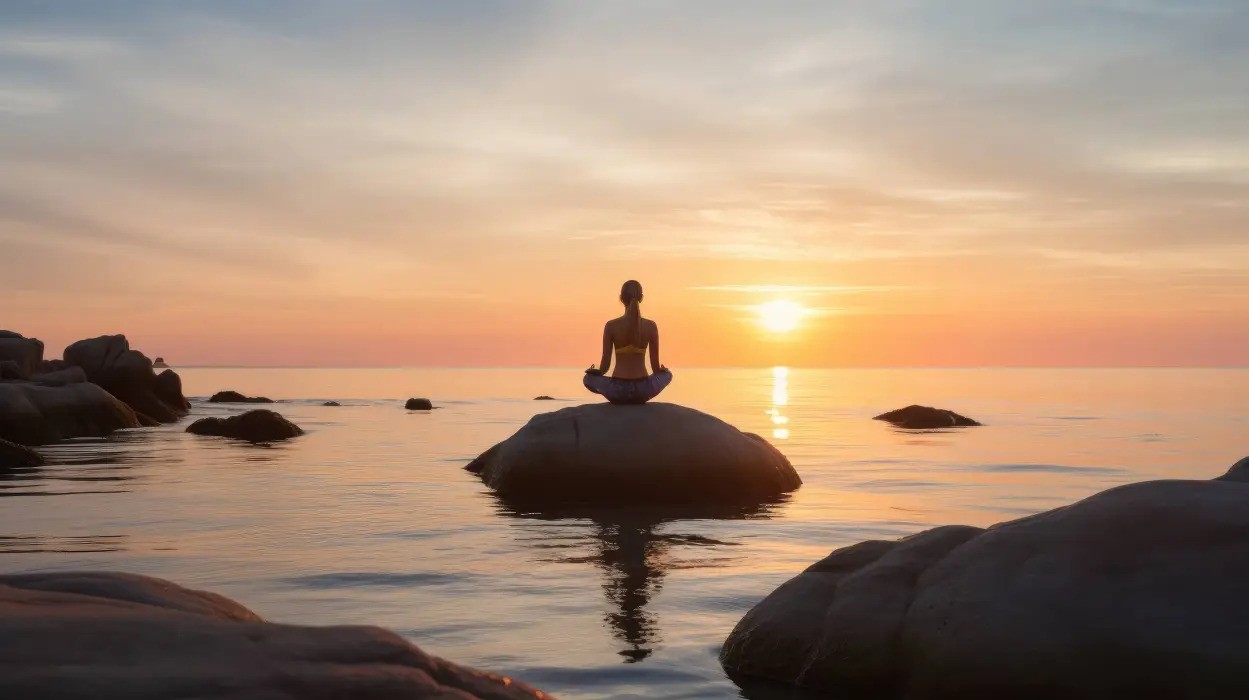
[768,366,790,440]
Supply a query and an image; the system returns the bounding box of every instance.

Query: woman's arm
[591,323,613,374]
[649,321,664,372]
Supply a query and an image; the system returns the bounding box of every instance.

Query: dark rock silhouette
[153,357,169,368]
[534,395,556,400]
[873,404,980,429]
[1,437,43,469]
[0,571,551,699]
[29,366,87,386]
[323,401,341,407]
[0,360,22,380]
[187,410,303,443]
[63,335,188,423]
[208,390,274,404]
[722,457,1249,698]
[405,398,434,410]
[0,331,43,379]
[0,382,141,445]
[468,403,800,505]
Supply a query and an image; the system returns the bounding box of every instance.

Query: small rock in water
[873,404,980,429]
[405,398,433,410]
[186,410,303,443]
[209,390,274,404]
[533,395,556,400]
[0,437,43,469]
[322,401,341,407]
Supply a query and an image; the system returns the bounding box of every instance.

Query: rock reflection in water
[494,497,787,663]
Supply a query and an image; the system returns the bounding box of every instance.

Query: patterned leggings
[583,369,673,405]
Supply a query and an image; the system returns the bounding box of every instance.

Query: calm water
[3,368,1247,698]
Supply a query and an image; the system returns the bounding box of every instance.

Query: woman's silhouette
[584,280,673,404]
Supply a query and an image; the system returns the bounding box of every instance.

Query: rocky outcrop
[153,357,169,368]
[187,410,303,443]
[63,335,189,423]
[0,382,141,446]
[873,404,980,429]
[208,390,274,404]
[0,571,551,700]
[0,331,44,379]
[534,395,556,401]
[322,401,341,407]
[406,398,434,410]
[467,403,800,505]
[28,366,87,386]
[722,458,1249,698]
[0,437,43,469]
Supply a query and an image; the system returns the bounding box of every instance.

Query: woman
[583,280,673,405]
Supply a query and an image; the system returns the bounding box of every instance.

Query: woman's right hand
[585,365,604,376]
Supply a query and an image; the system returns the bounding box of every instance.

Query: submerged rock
[0,437,43,469]
[533,395,556,401]
[405,398,434,410]
[873,404,980,429]
[467,402,800,505]
[0,331,44,380]
[323,401,341,407]
[0,382,141,446]
[0,571,551,700]
[208,390,274,404]
[187,409,303,443]
[721,457,1249,698]
[63,335,189,423]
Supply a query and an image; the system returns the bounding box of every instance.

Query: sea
[3,367,1247,699]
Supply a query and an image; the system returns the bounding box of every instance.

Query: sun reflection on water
[768,366,790,440]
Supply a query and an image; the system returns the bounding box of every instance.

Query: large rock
[64,335,188,423]
[0,382,141,446]
[187,409,304,443]
[406,397,434,410]
[722,458,1249,698]
[0,571,551,700]
[208,390,274,404]
[467,403,800,504]
[873,404,980,429]
[0,437,43,469]
[0,331,44,379]
[28,366,87,386]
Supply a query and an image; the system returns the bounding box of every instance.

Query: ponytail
[626,298,642,347]
[619,279,644,347]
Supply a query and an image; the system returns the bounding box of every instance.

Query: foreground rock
[467,403,800,504]
[187,410,303,443]
[0,382,141,446]
[0,330,44,379]
[406,398,434,410]
[64,335,189,422]
[873,404,980,429]
[722,458,1249,698]
[0,571,551,700]
[0,437,43,469]
[209,390,274,404]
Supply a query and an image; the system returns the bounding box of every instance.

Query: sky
[2,1,1247,367]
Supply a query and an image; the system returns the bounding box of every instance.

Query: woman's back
[606,315,656,379]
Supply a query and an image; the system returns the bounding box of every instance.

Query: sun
[757,300,804,333]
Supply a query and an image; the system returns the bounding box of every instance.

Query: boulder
[187,410,303,443]
[63,335,188,423]
[322,401,341,407]
[406,398,434,410]
[0,382,141,446]
[155,370,191,412]
[29,366,87,386]
[0,571,550,700]
[0,331,43,379]
[721,458,1249,698]
[153,357,169,368]
[467,402,800,505]
[873,404,980,429]
[38,359,67,373]
[0,360,23,380]
[534,395,556,401]
[208,390,273,404]
[0,437,43,469]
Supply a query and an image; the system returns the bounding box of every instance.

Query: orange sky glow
[3,3,1247,367]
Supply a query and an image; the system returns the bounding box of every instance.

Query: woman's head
[620,280,643,306]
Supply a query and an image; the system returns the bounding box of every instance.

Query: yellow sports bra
[615,344,646,355]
